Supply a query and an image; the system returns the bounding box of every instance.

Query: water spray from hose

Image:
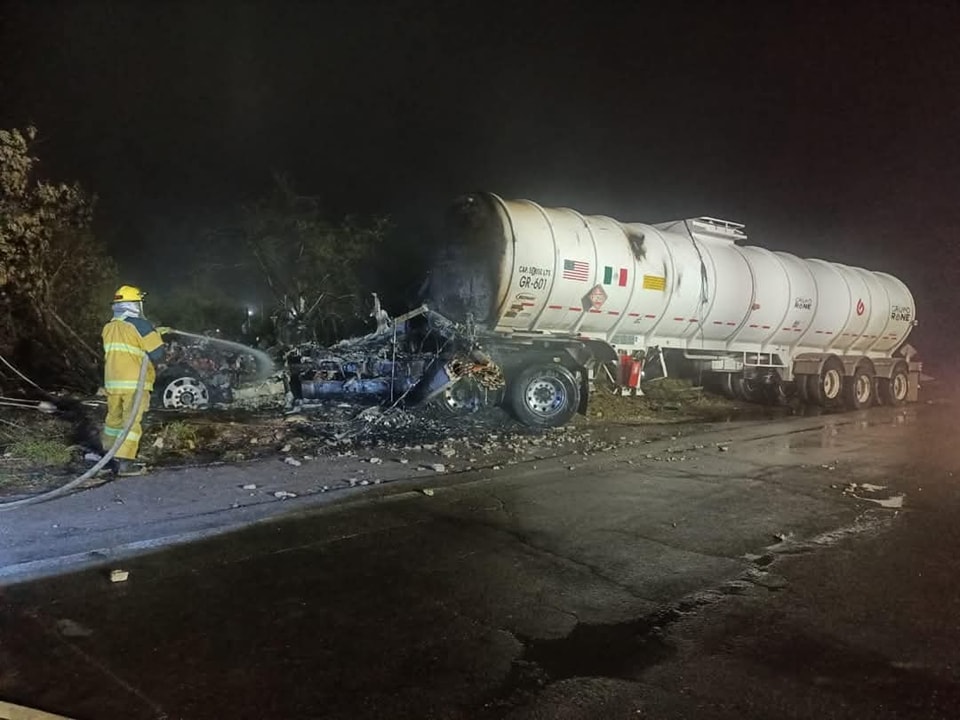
[166,329,277,381]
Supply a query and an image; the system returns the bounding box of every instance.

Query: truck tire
[718,372,738,399]
[878,365,909,406]
[733,374,765,403]
[807,358,844,408]
[763,376,790,406]
[843,366,874,410]
[508,364,580,428]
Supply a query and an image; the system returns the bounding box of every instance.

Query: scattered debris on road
[1,362,769,505]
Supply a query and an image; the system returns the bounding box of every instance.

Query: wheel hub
[823,369,842,399]
[163,377,210,409]
[893,373,907,400]
[525,379,565,416]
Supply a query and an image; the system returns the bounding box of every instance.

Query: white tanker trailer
[427,192,921,427]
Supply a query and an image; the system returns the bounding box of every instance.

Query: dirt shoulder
[1,380,780,503]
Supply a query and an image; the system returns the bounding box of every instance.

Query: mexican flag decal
[603,266,628,287]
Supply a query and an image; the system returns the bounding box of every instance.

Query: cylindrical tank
[430,193,915,358]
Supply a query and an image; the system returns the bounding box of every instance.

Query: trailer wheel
[733,374,766,403]
[509,364,580,428]
[808,358,844,408]
[843,366,874,410]
[878,365,909,406]
[763,377,790,406]
[718,372,738,399]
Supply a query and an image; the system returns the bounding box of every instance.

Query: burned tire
[807,358,844,408]
[843,366,874,410]
[438,377,484,415]
[878,365,909,406]
[508,364,580,428]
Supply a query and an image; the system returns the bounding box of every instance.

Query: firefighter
[101,285,166,475]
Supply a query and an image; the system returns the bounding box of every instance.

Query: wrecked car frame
[287,305,505,410]
[157,302,597,429]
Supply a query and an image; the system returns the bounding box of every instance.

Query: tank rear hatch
[428,193,512,324]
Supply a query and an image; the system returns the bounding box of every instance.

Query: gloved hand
[156,326,173,337]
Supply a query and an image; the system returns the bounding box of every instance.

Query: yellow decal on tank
[643,274,667,291]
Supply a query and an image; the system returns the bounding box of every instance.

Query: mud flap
[578,370,589,415]
[908,361,922,402]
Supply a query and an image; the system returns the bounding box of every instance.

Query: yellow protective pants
[102,391,150,460]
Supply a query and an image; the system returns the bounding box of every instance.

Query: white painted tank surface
[431,193,915,358]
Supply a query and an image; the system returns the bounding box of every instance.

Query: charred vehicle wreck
[152,332,268,410]
[155,301,594,429]
[285,305,510,418]
[283,295,606,428]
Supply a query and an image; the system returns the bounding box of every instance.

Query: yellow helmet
[113,285,146,302]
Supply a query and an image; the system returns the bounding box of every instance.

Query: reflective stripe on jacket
[102,317,164,392]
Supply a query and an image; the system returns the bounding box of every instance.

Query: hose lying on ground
[0,356,149,512]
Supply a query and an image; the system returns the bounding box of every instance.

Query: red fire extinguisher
[619,353,643,390]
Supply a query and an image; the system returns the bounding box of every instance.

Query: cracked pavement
[0,393,956,719]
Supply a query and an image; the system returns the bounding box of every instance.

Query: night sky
[2,1,959,360]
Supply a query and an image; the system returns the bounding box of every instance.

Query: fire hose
[0,355,149,512]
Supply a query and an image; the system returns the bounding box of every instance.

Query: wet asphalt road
[0,396,958,719]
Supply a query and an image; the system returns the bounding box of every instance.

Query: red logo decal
[856,299,865,316]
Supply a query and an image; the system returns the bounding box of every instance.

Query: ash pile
[284,399,613,473]
[288,401,527,447]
